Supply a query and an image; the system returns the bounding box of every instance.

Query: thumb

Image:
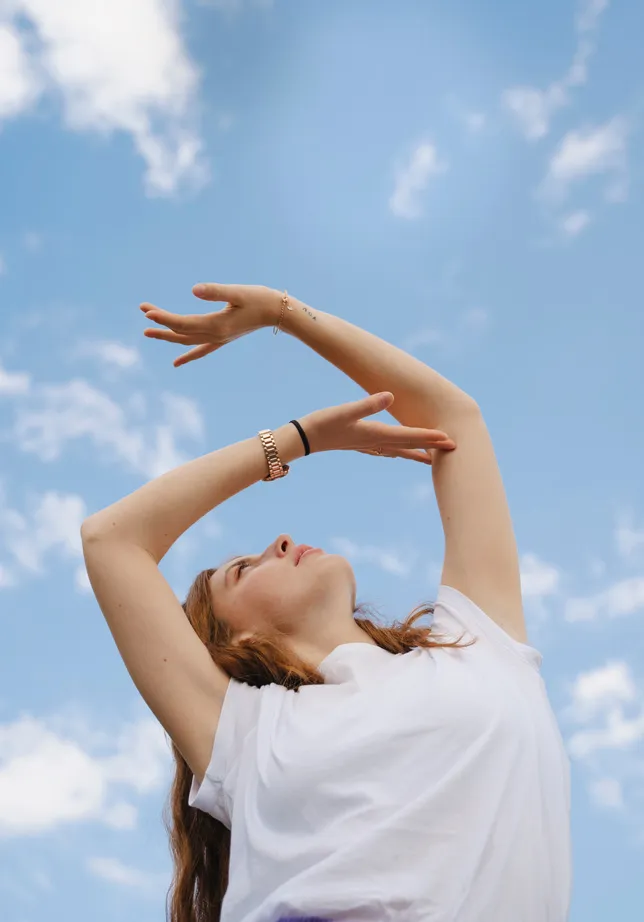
[192,282,241,303]
[350,391,394,419]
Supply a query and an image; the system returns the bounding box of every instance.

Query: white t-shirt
[189,585,571,922]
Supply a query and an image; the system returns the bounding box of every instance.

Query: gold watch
[258,429,290,481]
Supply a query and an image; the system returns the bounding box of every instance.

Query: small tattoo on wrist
[301,306,317,321]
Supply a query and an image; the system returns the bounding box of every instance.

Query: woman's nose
[273,534,293,558]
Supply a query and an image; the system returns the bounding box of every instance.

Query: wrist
[272,422,307,465]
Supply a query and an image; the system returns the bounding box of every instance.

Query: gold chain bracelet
[273,290,293,334]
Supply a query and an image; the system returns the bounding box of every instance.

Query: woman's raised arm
[81,394,453,779]
[142,285,527,645]
[279,296,526,644]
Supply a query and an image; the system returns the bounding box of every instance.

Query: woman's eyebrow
[220,554,242,587]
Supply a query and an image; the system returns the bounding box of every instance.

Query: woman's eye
[236,560,250,578]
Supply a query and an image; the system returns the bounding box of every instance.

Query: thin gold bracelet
[273,290,293,335]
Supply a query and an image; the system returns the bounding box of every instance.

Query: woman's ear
[231,630,255,646]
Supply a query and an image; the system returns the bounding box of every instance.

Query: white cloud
[560,209,591,237]
[520,552,561,599]
[503,86,557,142]
[389,141,447,220]
[541,117,629,201]
[503,0,610,140]
[562,659,644,822]
[7,376,204,478]
[1,1,208,196]
[0,564,16,588]
[74,565,92,594]
[588,777,624,810]
[86,856,167,896]
[402,328,445,352]
[0,362,30,395]
[77,340,141,369]
[615,514,644,559]
[161,393,205,440]
[331,537,412,577]
[0,22,41,120]
[565,576,644,622]
[0,713,170,837]
[403,308,487,355]
[568,706,644,760]
[0,490,86,587]
[564,661,638,724]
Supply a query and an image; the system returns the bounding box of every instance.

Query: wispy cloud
[0,21,40,120]
[0,253,6,276]
[615,514,644,560]
[0,489,89,592]
[86,856,167,897]
[562,659,644,820]
[403,307,488,355]
[2,369,205,478]
[76,340,141,370]
[540,116,629,202]
[0,362,31,395]
[565,576,644,622]
[0,1,208,196]
[503,0,610,140]
[389,141,447,220]
[559,209,592,237]
[331,537,413,577]
[0,564,16,588]
[566,663,644,759]
[564,660,638,724]
[520,552,561,599]
[588,777,624,810]
[401,328,445,352]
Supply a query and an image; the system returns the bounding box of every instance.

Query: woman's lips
[299,547,322,563]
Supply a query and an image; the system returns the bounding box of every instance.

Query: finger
[192,283,243,303]
[339,391,394,422]
[361,421,456,448]
[143,328,195,344]
[140,305,204,334]
[174,343,220,367]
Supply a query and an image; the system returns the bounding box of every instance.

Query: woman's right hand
[140,284,282,367]
[297,392,456,459]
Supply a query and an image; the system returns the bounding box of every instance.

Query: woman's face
[208,534,356,643]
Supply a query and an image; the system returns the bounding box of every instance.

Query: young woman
[81,285,571,922]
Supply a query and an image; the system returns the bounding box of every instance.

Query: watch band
[258,429,290,481]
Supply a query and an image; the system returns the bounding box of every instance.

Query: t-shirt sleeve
[188,678,264,826]
[432,584,543,671]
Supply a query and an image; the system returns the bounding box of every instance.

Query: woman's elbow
[80,514,113,546]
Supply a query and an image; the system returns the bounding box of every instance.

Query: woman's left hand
[139,284,281,367]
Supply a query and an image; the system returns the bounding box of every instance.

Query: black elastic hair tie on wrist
[289,419,310,456]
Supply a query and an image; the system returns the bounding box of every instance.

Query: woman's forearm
[81,423,304,562]
[282,296,475,429]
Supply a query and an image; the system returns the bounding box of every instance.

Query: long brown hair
[163,567,474,922]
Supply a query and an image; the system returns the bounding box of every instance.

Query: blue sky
[1,0,643,919]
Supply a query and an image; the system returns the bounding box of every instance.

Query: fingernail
[193,284,206,295]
